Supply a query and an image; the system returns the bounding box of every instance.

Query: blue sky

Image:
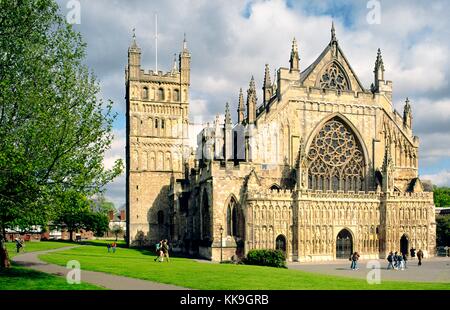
[57,0,450,207]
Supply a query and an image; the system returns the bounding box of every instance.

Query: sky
[56,0,450,208]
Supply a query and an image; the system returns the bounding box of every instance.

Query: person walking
[111,242,117,253]
[107,243,111,253]
[154,240,162,262]
[15,238,23,253]
[350,252,359,270]
[410,247,416,260]
[393,251,399,270]
[402,253,408,269]
[162,239,170,263]
[397,253,404,270]
[387,251,394,270]
[417,249,424,266]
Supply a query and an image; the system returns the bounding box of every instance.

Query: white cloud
[422,170,450,187]
[64,0,450,205]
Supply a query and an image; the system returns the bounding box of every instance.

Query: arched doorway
[275,235,286,252]
[400,234,409,256]
[336,229,353,259]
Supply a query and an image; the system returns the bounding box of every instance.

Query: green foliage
[244,249,287,268]
[52,191,110,239]
[433,187,450,208]
[436,215,450,246]
[0,0,123,232]
[85,212,109,237]
[111,224,124,241]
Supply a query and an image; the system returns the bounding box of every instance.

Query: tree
[111,224,124,241]
[434,187,450,208]
[436,216,450,246]
[85,211,109,237]
[0,0,123,236]
[54,191,91,241]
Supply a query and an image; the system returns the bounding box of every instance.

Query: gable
[301,43,366,93]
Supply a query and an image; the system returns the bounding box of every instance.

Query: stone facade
[125,25,436,261]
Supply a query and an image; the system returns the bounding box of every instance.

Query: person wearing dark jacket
[387,252,394,270]
[417,249,424,266]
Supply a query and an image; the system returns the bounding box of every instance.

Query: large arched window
[202,190,210,240]
[226,196,243,237]
[319,62,350,91]
[308,118,365,192]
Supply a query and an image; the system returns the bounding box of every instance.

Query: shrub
[244,249,286,268]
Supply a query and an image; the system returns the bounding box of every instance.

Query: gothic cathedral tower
[126,33,190,246]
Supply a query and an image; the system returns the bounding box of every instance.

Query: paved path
[288,257,450,283]
[12,246,188,290]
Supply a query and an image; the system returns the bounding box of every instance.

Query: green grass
[0,264,102,290]
[40,245,450,290]
[5,240,76,259]
[1,240,104,290]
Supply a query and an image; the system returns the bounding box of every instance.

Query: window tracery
[308,119,365,192]
[319,63,349,90]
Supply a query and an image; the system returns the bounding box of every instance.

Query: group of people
[154,239,170,262]
[106,242,117,253]
[387,248,424,270]
[349,248,425,271]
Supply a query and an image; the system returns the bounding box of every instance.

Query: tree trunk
[69,230,73,242]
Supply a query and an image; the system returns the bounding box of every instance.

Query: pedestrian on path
[162,239,170,262]
[15,238,23,253]
[402,253,408,269]
[350,252,359,270]
[154,240,162,262]
[417,249,424,266]
[387,251,394,270]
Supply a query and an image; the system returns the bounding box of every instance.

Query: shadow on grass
[0,263,53,280]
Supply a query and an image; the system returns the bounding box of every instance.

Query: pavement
[12,246,188,290]
[287,257,450,283]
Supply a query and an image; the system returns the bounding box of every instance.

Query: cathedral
[125,24,436,262]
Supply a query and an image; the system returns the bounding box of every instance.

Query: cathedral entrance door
[336,229,353,259]
[400,234,409,256]
[276,235,286,253]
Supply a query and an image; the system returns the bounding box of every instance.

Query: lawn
[40,244,450,290]
[1,240,104,290]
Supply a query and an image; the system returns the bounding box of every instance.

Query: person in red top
[111,242,117,253]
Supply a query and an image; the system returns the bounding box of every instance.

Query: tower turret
[289,38,299,72]
[237,88,245,124]
[224,102,233,161]
[263,64,273,105]
[403,97,412,128]
[179,33,191,85]
[247,76,257,124]
[128,29,141,80]
[372,48,385,93]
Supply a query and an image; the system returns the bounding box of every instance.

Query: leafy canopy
[0,0,123,231]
